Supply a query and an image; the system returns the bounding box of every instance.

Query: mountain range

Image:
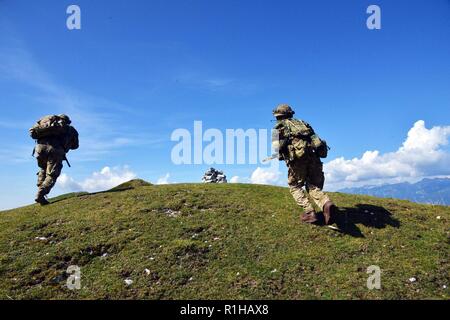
[338,178,450,205]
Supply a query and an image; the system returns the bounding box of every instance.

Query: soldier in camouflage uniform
[272,104,337,224]
[30,114,79,205]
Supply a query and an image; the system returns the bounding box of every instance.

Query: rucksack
[310,134,330,158]
[30,115,79,152]
[29,115,67,140]
[62,126,79,152]
[280,119,330,159]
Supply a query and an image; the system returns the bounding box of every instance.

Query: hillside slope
[0,182,448,299]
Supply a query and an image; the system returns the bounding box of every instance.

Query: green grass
[106,179,152,192]
[48,192,89,203]
[0,181,448,299]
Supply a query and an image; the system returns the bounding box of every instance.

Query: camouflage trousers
[35,144,65,198]
[287,156,331,213]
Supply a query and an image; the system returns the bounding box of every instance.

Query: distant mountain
[338,178,450,205]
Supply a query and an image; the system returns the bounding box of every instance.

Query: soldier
[272,104,337,224]
[30,114,79,205]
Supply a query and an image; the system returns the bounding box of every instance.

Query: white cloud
[324,120,450,190]
[57,173,82,191]
[57,166,137,192]
[156,173,171,185]
[250,167,283,185]
[230,176,240,183]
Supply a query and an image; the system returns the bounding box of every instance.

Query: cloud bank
[324,120,450,190]
[156,173,171,185]
[226,167,284,185]
[250,167,283,185]
[57,166,137,192]
[229,176,240,183]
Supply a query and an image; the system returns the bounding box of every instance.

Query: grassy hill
[0,181,448,300]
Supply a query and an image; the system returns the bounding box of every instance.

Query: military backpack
[29,115,67,139]
[30,115,79,152]
[277,119,329,160]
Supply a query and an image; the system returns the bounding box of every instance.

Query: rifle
[262,154,278,163]
[262,153,286,163]
[64,155,71,168]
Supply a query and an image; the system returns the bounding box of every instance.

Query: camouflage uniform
[273,104,336,224]
[35,143,66,201]
[287,154,331,216]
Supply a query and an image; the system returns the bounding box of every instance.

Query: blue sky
[0,0,449,210]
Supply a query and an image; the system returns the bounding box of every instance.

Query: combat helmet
[272,104,295,118]
[58,114,71,125]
